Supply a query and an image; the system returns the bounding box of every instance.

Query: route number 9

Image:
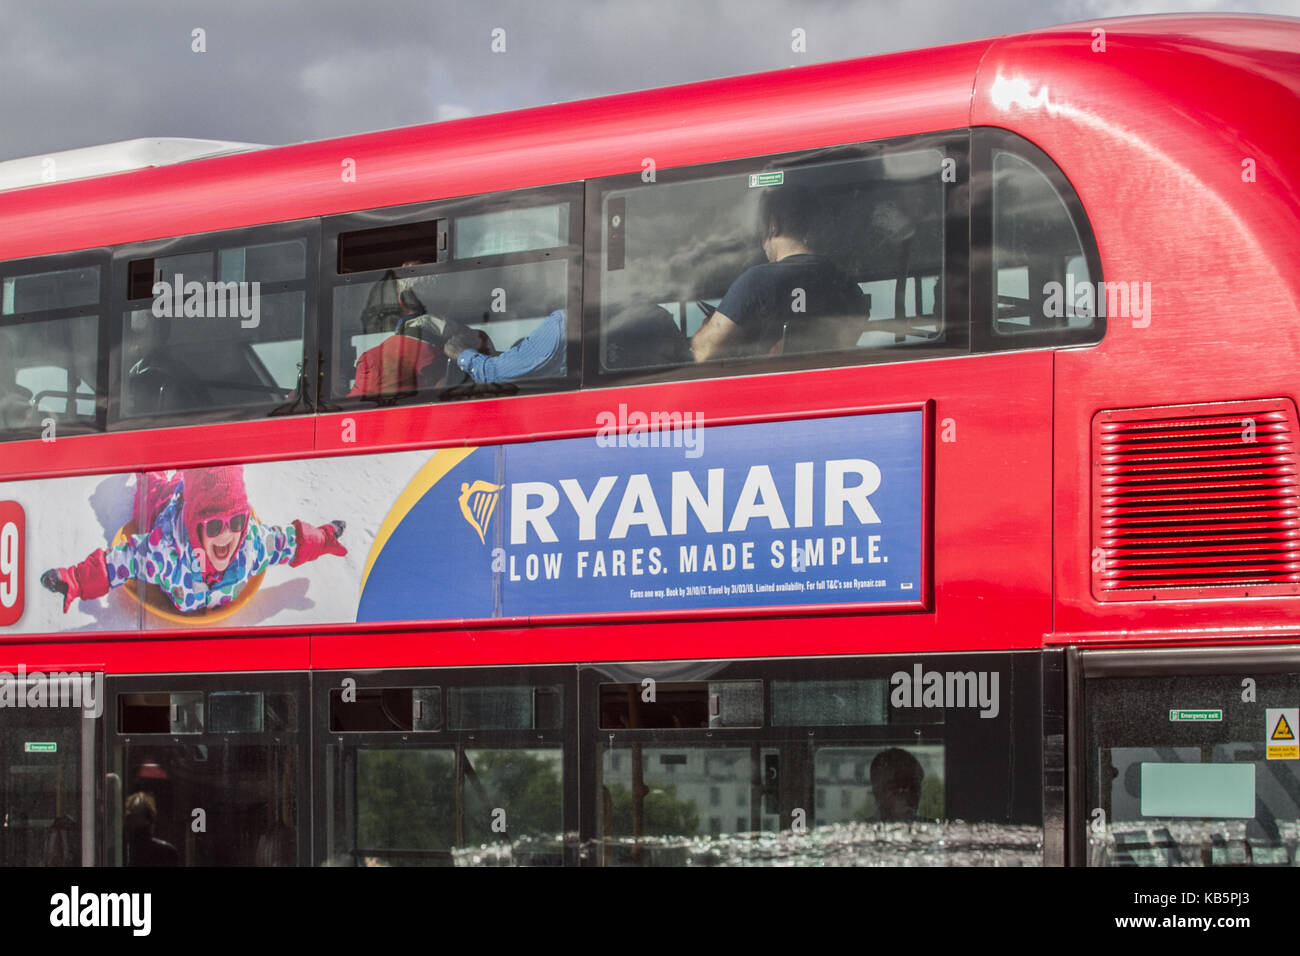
[0,501,24,625]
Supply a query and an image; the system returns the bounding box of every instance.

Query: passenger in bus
[443,308,566,383]
[349,272,493,399]
[40,465,348,614]
[689,181,868,362]
[124,792,179,867]
[349,273,448,399]
[870,747,925,822]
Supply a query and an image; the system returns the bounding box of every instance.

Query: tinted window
[585,653,1042,866]
[991,149,1094,334]
[108,675,308,866]
[3,266,98,315]
[455,205,569,259]
[318,671,575,867]
[1083,661,1300,867]
[0,262,102,438]
[117,235,310,423]
[325,188,579,407]
[591,141,952,374]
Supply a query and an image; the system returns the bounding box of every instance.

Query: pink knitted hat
[181,466,250,545]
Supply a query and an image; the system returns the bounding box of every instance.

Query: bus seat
[127,352,206,415]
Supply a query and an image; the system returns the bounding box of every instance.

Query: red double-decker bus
[0,13,1296,868]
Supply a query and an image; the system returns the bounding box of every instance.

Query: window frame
[319,182,584,412]
[1068,644,1300,867]
[578,650,1042,864]
[969,127,1105,353]
[311,665,580,867]
[104,670,311,866]
[0,248,110,440]
[581,129,971,390]
[105,219,321,432]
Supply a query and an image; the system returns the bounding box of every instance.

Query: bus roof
[0,138,266,194]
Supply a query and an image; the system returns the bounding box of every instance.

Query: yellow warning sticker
[1267,708,1299,760]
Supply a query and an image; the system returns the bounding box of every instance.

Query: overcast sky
[1,0,1297,163]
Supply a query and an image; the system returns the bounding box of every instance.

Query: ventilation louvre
[1093,400,1300,601]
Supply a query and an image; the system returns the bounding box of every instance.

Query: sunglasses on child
[200,514,247,537]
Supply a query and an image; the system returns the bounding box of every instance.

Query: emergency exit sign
[1169,709,1222,721]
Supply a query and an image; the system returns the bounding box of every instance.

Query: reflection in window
[0,714,86,866]
[3,266,98,315]
[590,740,1035,866]
[455,205,569,259]
[330,746,563,867]
[355,749,456,862]
[115,743,300,866]
[1,263,101,437]
[110,682,305,867]
[597,145,947,372]
[119,239,308,421]
[329,260,567,404]
[992,150,1091,334]
[1085,672,1300,866]
[0,315,99,433]
[814,745,945,824]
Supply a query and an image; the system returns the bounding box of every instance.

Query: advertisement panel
[0,410,926,634]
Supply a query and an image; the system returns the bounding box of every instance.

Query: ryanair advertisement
[0,411,924,634]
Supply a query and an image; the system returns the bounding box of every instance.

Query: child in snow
[41,465,347,614]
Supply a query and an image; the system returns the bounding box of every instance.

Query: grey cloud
[1,0,1291,162]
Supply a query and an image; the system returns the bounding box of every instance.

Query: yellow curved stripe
[360,446,479,596]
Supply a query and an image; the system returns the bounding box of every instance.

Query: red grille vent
[1093,400,1300,601]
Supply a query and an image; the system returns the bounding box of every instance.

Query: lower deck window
[1083,666,1300,867]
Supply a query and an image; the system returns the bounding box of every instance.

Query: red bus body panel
[969,17,1300,644]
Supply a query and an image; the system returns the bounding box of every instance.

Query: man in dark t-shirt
[690,182,867,361]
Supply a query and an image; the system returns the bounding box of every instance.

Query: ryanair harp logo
[459,480,504,544]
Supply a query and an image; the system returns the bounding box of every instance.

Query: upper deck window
[972,129,1102,351]
[589,135,962,379]
[3,266,99,315]
[993,151,1094,334]
[454,205,569,259]
[0,261,103,438]
[115,232,312,425]
[325,186,581,408]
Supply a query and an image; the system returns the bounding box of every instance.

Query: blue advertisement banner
[357,411,925,622]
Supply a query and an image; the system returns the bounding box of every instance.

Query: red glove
[291,519,347,567]
[41,549,111,613]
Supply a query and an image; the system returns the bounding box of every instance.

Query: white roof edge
[0,138,269,193]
